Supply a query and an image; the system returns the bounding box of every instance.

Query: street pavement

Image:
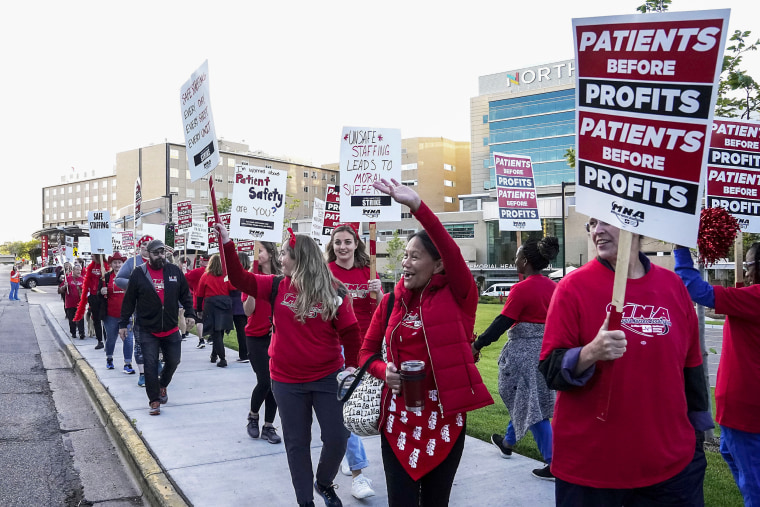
[28,283,556,507]
[0,268,146,507]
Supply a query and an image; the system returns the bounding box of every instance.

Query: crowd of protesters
[16,186,753,506]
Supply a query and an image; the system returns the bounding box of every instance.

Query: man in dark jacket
[120,239,195,415]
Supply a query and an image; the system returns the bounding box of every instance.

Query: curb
[41,304,189,507]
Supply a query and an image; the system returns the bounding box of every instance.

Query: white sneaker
[351,474,375,499]
[340,459,351,476]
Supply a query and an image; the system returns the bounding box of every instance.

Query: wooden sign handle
[369,222,377,301]
[597,229,632,422]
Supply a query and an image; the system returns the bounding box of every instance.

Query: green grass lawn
[202,306,743,505]
[469,303,742,506]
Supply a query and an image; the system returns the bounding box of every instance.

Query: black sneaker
[299,502,316,507]
[196,338,205,349]
[217,359,227,367]
[260,425,282,444]
[94,341,104,350]
[532,464,555,481]
[246,414,260,439]
[491,434,513,458]
[314,481,342,507]
[210,353,217,363]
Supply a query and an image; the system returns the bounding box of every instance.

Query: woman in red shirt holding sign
[216,224,361,507]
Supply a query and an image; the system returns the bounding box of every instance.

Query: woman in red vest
[359,179,493,506]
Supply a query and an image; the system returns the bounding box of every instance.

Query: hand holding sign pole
[209,176,228,281]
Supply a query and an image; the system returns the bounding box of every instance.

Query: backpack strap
[385,292,395,329]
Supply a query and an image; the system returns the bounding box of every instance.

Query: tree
[716,30,760,119]
[217,197,232,213]
[563,148,575,170]
[636,0,670,13]
[384,230,405,283]
[1,240,26,258]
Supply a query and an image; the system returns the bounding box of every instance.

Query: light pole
[163,192,179,223]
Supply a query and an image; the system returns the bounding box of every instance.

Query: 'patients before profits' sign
[706,118,760,233]
[495,153,541,231]
[573,9,729,247]
[180,60,219,182]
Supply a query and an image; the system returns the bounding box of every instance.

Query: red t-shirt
[257,275,358,383]
[106,273,125,318]
[713,284,760,433]
[185,267,205,308]
[146,265,178,337]
[196,272,234,301]
[500,274,556,323]
[328,262,378,336]
[540,259,701,489]
[63,275,84,308]
[243,267,273,337]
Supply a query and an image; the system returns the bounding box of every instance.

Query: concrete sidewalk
[41,298,554,506]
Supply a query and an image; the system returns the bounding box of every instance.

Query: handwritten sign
[88,210,113,255]
[230,164,287,242]
[494,153,542,231]
[189,221,208,251]
[573,9,729,247]
[176,200,193,232]
[706,117,760,233]
[311,197,326,249]
[180,60,219,181]
[339,126,401,222]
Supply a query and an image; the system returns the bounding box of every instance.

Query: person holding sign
[539,219,711,506]
[358,179,493,507]
[474,236,558,480]
[60,263,85,340]
[326,224,382,500]
[674,243,760,506]
[100,252,135,374]
[216,224,360,507]
[73,256,108,349]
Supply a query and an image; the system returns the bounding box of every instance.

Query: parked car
[21,266,60,289]
[481,283,513,298]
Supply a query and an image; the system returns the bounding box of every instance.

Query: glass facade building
[486,89,575,188]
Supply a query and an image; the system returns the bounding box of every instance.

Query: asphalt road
[0,265,145,506]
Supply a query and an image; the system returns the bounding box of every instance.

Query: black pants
[233,314,248,360]
[555,433,707,507]
[271,372,349,504]
[88,295,104,342]
[210,330,225,360]
[66,307,84,338]
[381,419,466,507]
[138,329,182,405]
[247,333,277,423]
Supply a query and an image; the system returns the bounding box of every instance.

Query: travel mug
[400,360,426,413]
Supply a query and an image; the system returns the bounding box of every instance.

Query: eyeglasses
[149,249,166,255]
[585,220,609,233]
[743,260,757,270]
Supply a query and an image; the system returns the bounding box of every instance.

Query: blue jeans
[136,329,182,405]
[9,281,19,300]
[505,418,553,464]
[346,433,369,471]
[721,425,760,506]
[103,315,133,363]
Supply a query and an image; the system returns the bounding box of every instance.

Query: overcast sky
[2,0,758,242]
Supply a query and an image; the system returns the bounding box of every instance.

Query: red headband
[335,222,359,235]
[287,228,296,248]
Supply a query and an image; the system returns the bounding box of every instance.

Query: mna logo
[512,221,526,229]
[507,72,519,85]
[737,218,750,230]
[610,202,645,227]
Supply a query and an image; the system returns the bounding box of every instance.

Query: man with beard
[120,239,196,415]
